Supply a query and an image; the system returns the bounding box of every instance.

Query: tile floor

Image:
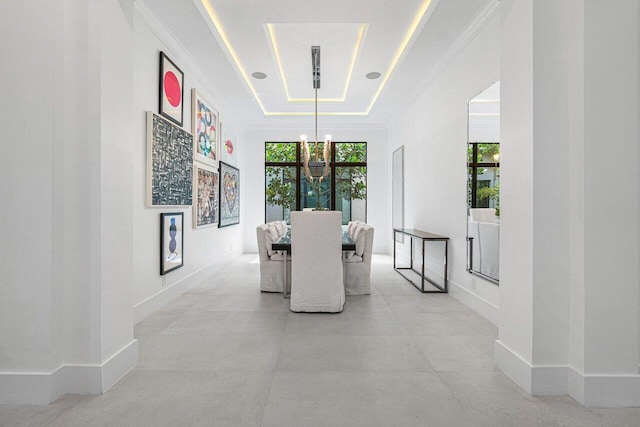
[1,254,639,426]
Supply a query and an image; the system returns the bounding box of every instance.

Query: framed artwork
[159,51,185,126]
[193,163,219,228]
[160,212,184,275]
[218,161,240,227]
[192,89,219,167]
[146,111,193,206]
[220,123,237,166]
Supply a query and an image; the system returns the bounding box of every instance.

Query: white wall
[498,0,640,406]
[0,0,138,404]
[131,3,247,321]
[243,125,389,254]
[388,11,501,323]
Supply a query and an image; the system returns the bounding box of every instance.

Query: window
[467,143,500,212]
[265,141,367,224]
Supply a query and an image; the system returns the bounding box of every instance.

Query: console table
[393,228,449,293]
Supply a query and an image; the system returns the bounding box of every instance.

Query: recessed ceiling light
[251,72,267,79]
[366,72,381,80]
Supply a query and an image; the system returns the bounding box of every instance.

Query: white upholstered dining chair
[289,211,345,313]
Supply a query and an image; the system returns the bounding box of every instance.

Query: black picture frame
[160,212,184,275]
[218,161,240,227]
[159,51,185,126]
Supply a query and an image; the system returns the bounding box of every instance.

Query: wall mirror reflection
[467,81,500,284]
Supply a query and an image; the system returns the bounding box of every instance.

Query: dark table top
[271,229,356,252]
[393,228,449,240]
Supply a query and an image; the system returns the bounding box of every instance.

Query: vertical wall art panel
[159,51,184,126]
[160,212,184,275]
[192,89,219,167]
[146,111,193,206]
[193,163,219,228]
[220,123,237,166]
[218,161,240,227]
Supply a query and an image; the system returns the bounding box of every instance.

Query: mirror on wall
[392,146,404,239]
[467,81,500,284]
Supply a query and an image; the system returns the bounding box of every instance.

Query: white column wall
[388,12,501,323]
[581,0,639,375]
[498,0,640,406]
[497,0,535,369]
[99,0,136,366]
[0,0,58,375]
[242,125,389,254]
[0,0,138,404]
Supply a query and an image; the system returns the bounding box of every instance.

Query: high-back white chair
[290,211,345,313]
[343,224,374,295]
[256,222,289,292]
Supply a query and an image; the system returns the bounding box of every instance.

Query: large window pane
[468,143,500,212]
[265,166,297,223]
[265,142,296,163]
[335,142,366,163]
[264,141,367,223]
[335,166,366,224]
[300,167,331,210]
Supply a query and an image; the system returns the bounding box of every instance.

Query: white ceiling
[144,0,496,125]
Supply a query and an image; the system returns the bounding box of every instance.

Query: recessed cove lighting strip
[200,0,434,116]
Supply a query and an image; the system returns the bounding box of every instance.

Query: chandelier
[301,46,332,183]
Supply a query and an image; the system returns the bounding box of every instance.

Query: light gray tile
[440,372,604,427]
[261,371,473,427]
[188,293,289,312]
[593,407,640,426]
[134,310,186,338]
[343,295,392,312]
[412,335,498,372]
[163,310,288,335]
[137,334,282,371]
[373,279,423,296]
[395,311,497,336]
[49,371,272,427]
[0,395,89,427]
[277,334,433,373]
[284,311,408,336]
[158,293,204,312]
[383,294,470,313]
[207,281,263,295]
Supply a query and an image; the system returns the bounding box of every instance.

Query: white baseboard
[568,367,640,407]
[496,341,640,406]
[494,340,568,395]
[134,261,226,324]
[449,279,500,326]
[0,339,138,405]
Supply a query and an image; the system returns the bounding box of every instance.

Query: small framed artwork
[160,212,184,275]
[220,123,237,166]
[193,163,219,228]
[192,89,219,167]
[219,161,240,227]
[159,51,185,126]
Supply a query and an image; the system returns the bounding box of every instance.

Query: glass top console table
[393,228,449,293]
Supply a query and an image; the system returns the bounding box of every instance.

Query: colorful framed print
[160,212,184,275]
[193,163,219,228]
[146,111,193,207]
[220,123,237,166]
[218,161,240,227]
[159,51,184,126]
[192,89,219,167]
